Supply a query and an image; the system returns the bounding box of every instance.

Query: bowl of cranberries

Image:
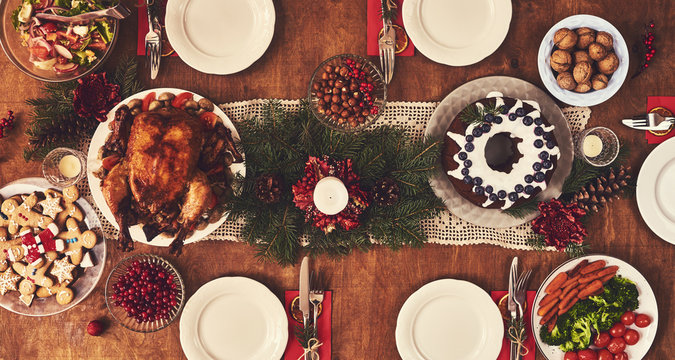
[105,254,185,332]
[308,54,387,133]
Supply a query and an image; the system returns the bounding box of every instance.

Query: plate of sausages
[532,255,658,359]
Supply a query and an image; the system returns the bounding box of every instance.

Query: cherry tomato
[102,155,121,171]
[171,92,193,108]
[142,92,156,112]
[199,111,219,129]
[624,328,640,345]
[635,313,651,328]
[620,311,635,325]
[594,332,611,348]
[577,349,598,360]
[609,322,626,337]
[41,22,57,33]
[607,337,626,354]
[613,352,628,360]
[597,349,613,360]
[564,352,579,360]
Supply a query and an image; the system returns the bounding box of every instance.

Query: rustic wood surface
[0,0,673,359]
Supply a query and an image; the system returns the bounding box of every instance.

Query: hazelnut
[573,50,593,64]
[550,50,572,73]
[591,74,609,90]
[575,27,596,49]
[574,81,592,93]
[597,52,619,75]
[573,61,593,84]
[595,31,614,50]
[588,43,607,61]
[553,28,578,50]
[556,72,577,90]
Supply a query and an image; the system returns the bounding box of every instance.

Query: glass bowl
[0,0,119,82]
[308,54,387,133]
[42,147,87,187]
[575,126,619,167]
[105,254,185,333]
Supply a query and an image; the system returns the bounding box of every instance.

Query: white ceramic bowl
[537,14,629,106]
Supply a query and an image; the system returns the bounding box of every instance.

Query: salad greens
[540,276,639,352]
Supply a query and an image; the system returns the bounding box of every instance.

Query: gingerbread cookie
[50,258,76,284]
[62,185,79,203]
[0,268,21,295]
[13,259,54,288]
[20,223,63,265]
[36,281,74,305]
[45,188,84,228]
[0,196,9,229]
[1,193,53,234]
[0,235,24,271]
[58,218,97,265]
[18,279,36,307]
[38,192,64,219]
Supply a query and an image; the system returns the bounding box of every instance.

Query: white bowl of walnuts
[538,14,629,106]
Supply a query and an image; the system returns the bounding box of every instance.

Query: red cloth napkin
[366,0,414,56]
[284,291,332,360]
[136,1,177,57]
[490,290,536,360]
[645,96,675,144]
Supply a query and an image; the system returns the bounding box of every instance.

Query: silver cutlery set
[299,256,325,359]
[508,257,532,360]
[622,112,675,131]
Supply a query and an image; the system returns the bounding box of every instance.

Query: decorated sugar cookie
[1,193,53,234]
[0,268,21,295]
[45,188,84,228]
[57,218,97,265]
[38,193,64,219]
[50,258,76,284]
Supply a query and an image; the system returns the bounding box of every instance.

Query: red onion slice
[54,62,78,73]
[54,44,72,59]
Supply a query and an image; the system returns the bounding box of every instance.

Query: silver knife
[299,256,310,358]
[508,257,519,360]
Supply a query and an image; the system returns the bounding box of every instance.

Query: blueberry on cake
[441,92,560,210]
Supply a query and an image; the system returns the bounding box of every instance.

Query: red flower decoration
[531,199,587,251]
[292,156,369,233]
[72,72,120,122]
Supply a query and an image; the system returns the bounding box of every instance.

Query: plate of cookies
[0,177,106,316]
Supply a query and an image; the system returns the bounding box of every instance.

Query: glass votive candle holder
[42,147,87,187]
[575,127,619,167]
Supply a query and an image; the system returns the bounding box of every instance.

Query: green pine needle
[565,242,589,258]
[526,234,547,251]
[503,197,540,219]
[459,101,500,126]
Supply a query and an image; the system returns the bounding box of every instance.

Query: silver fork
[514,269,532,319]
[622,113,675,131]
[144,0,161,80]
[378,19,395,84]
[309,271,325,335]
[35,3,131,24]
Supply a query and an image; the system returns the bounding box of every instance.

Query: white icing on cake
[446,92,560,210]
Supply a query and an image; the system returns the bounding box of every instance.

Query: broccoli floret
[560,341,576,352]
[597,276,639,310]
[540,324,568,346]
[570,317,593,350]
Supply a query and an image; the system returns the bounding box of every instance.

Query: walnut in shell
[576,27,596,49]
[574,50,593,64]
[575,81,592,93]
[588,43,607,61]
[550,50,573,73]
[554,28,578,50]
[595,31,614,50]
[557,72,577,90]
[573,61,593,84]
[597,53,619,75]
[591,74,609,90]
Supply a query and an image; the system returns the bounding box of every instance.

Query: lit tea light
[313,176,349,215]
[583,134,603,158]
[58,154,82,179]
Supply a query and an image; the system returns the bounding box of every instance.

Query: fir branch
[503,196,540,218]
[459,101,499,126]
[526,234,547,251]
[561,142,629,196]
[565,242,588,258]
[112,55,144,98]
[379,0,397,22]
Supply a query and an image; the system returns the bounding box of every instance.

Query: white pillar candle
[58,154,82,178]
[583,134,603,158]
[313,176,349,215]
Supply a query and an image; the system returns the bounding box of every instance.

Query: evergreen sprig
[459,101,500,126]
[227,101,442,265]
[525,233,589,258]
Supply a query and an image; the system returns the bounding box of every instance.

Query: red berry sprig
[632,21,656,78]
[0,110,15,140]
[111,260,180,324]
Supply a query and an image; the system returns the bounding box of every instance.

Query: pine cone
[572,166,632,212]
[255,173,283,204]
[372,177,400,206]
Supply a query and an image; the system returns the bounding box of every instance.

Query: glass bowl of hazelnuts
[308,54,387,132]
[537,15,629,107]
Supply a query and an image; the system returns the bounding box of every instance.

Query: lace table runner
[75,100,590,251]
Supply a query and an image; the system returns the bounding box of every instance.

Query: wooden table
[0,1,673,358]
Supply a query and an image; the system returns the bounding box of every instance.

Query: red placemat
[366,0,414,56]
[137,1,177,57]
[284,290,332,360]
[645,96,675,144]
[490,290,536,360]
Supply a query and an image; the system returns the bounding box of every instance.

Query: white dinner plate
[636,137,675,245]
[396,279,503,360]
[0,177,106,316]
[533,255,659,360]
[165,0,275,75]
[402,0,512,66]
[86,88,245,248]
[425,76,574,228]
[179,277,288,360]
